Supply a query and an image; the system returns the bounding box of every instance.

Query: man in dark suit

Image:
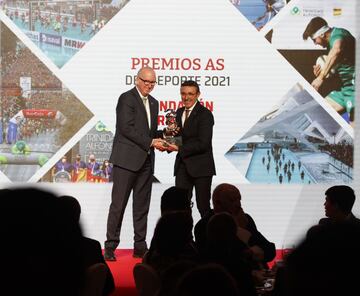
[104,67,165,261]
[166,80,215,217]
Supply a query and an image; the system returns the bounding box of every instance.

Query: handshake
[151,138,178,152]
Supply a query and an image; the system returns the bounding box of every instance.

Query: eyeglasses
[138,77,157,86]
[190,201,194,208]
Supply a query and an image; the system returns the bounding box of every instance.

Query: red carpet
[107,249,141,296]
[106,249,285,296]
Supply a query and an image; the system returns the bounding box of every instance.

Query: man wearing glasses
[104,67,165,261]
[303,17,355,126]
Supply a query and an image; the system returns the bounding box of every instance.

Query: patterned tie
[184,109,190,123]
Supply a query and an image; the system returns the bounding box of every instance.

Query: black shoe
[133,248,148,259]
[104,248,116,261]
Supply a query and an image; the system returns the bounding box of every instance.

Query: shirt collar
[136,87,148,99]
[186,101,198,111]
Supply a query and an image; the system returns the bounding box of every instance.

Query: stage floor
[106,249,141,296]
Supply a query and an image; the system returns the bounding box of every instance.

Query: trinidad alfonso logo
[291,6,300,15]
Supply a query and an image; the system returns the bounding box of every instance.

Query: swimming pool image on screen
[245,147,313,184]
[225,83,353,184]
[12,16,93,41]
[2,0,130,67]
[35,41,78,68]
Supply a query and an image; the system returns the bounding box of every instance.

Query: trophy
[163,109,182,146]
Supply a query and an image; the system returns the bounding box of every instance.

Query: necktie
[142,97,150,129]
[184,109,190,122]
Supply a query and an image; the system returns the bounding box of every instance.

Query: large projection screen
[1,0,359,248]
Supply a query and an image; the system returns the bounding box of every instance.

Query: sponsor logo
[63,38,86,49]
[291,6,300,15]
[95,121,109,132]
[23,110,56,118]
[40,33,62,46]
[333,8,342,16]
[302,8,324,17]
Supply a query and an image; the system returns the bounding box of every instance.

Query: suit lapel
[132,88,146,111]
[149,95,156,131]
[183,102,200,127]
[132,87,150,129]
[177,108,185,129]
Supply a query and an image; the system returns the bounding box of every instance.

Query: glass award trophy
[163,109,182,146]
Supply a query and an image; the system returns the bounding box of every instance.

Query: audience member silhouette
[318,185,359,225]
[160,186,191,215]
[204,213,257,296]
[195,183,276,269]
[143,211,198,274]
[58,195,115,295]
[274,185,358,296]
[0,188,84,296]
[157,260,198,296]
[175,263,239,296]
[284,222,360,296]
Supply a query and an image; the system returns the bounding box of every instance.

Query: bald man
[104,67,165,261]
[194,183,276,268]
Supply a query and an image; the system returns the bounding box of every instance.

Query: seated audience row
[142,184,277,296]
[140,184,359,296]
[1,183,358,295]
[0,188,114,296]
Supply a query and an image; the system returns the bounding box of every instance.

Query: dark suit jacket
[194,210,276,268]
[110,87,161,173]
[174,102,216,177]
[319,212,360,225]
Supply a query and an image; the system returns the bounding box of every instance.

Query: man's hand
[313,64,321,77]
[151,138,167,151]
[166,143,179,152]
[311,76,324,91]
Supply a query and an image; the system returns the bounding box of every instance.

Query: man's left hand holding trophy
[153,109,181,152]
